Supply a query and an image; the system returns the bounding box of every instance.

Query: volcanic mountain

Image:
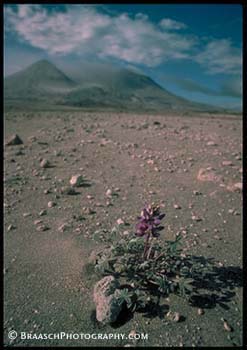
[4,59,217,112]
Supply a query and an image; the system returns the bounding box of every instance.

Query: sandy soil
[4,111,242,347]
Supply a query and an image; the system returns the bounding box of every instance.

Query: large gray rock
[93,276,123,324]
[5,134,23,146]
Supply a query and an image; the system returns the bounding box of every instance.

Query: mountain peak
[4,59,216,112]
[27,59,66,74]
[30,59,56,68]
[4,59,76,98]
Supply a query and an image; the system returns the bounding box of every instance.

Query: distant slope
[62,62,206,111]
[4,59,77,102]
[4,59,220,112]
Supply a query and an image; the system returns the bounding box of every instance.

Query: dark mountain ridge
[4,59,224,112]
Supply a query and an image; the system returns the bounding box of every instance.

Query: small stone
[28,135,37,142]
[84,207,95,215]
[174,204,181,209]
[222,160,233,166]
[197,167,220,182]
[34,220,43,225]
[70,174,83,187]
[167,311,181,322]
[207,141,217,146]
[221,318,232,332]
[7,224,16,231]
[40,159,50,168]
[61,186,76,195]
[106,189,113,197]
[48,201,56,208]
[117,218,125,225]
[227,182,242,192]
[23,212,31,217]
[197,308,204,315]
[193,190,202,195]
[5,134,23,146]
[234,182,242,191]
[58,223,70,232]
[36,224,49,231]
[39,210,47,216]
[191,215,202,222]
[87,195,94,200]
[123,230,130,236]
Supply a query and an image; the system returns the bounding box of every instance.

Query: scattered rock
[193,190,202,195]
[28,136,37,142]
[222,160,233,166]
[5,134,23,146]
[221,318,232,332]
[61,186,77,195]
[36,224,50,232]
[87,195,94,200]
[84,207,95,215]
[166,311,181,322]
[34,220,43,225]
[40,159,51,168]
[23,212,31,217]
[191,215,202,222]
[70,174,83,187]
[227,182,242,192]
[93,276,123,324]
[117,218,125,225]
[233,182,242,191]
[58,223,70,232]
[174,204,181,209]
[197,308,204,315]
[7,224,16,231]
[197,167,221,182]
[207,141,217,146]
[39,210,47,216]
[48,201,56,208]
[106,189,113,197]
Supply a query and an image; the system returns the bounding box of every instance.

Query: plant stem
[143,231,151,259]
[147,238,153,260]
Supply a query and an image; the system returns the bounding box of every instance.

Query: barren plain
[4,111,242,347]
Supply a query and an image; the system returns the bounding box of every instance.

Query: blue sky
[4,4,242,109]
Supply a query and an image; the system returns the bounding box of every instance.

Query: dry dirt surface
[4,111,242,347]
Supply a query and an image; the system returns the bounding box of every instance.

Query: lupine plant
[92,203,212,312]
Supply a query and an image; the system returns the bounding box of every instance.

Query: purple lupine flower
[135,204,165,238]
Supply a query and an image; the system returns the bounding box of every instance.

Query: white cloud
[4,5,194,66]
[159,18,187,30]
[4,5,242,75]
[195,39,242,74]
